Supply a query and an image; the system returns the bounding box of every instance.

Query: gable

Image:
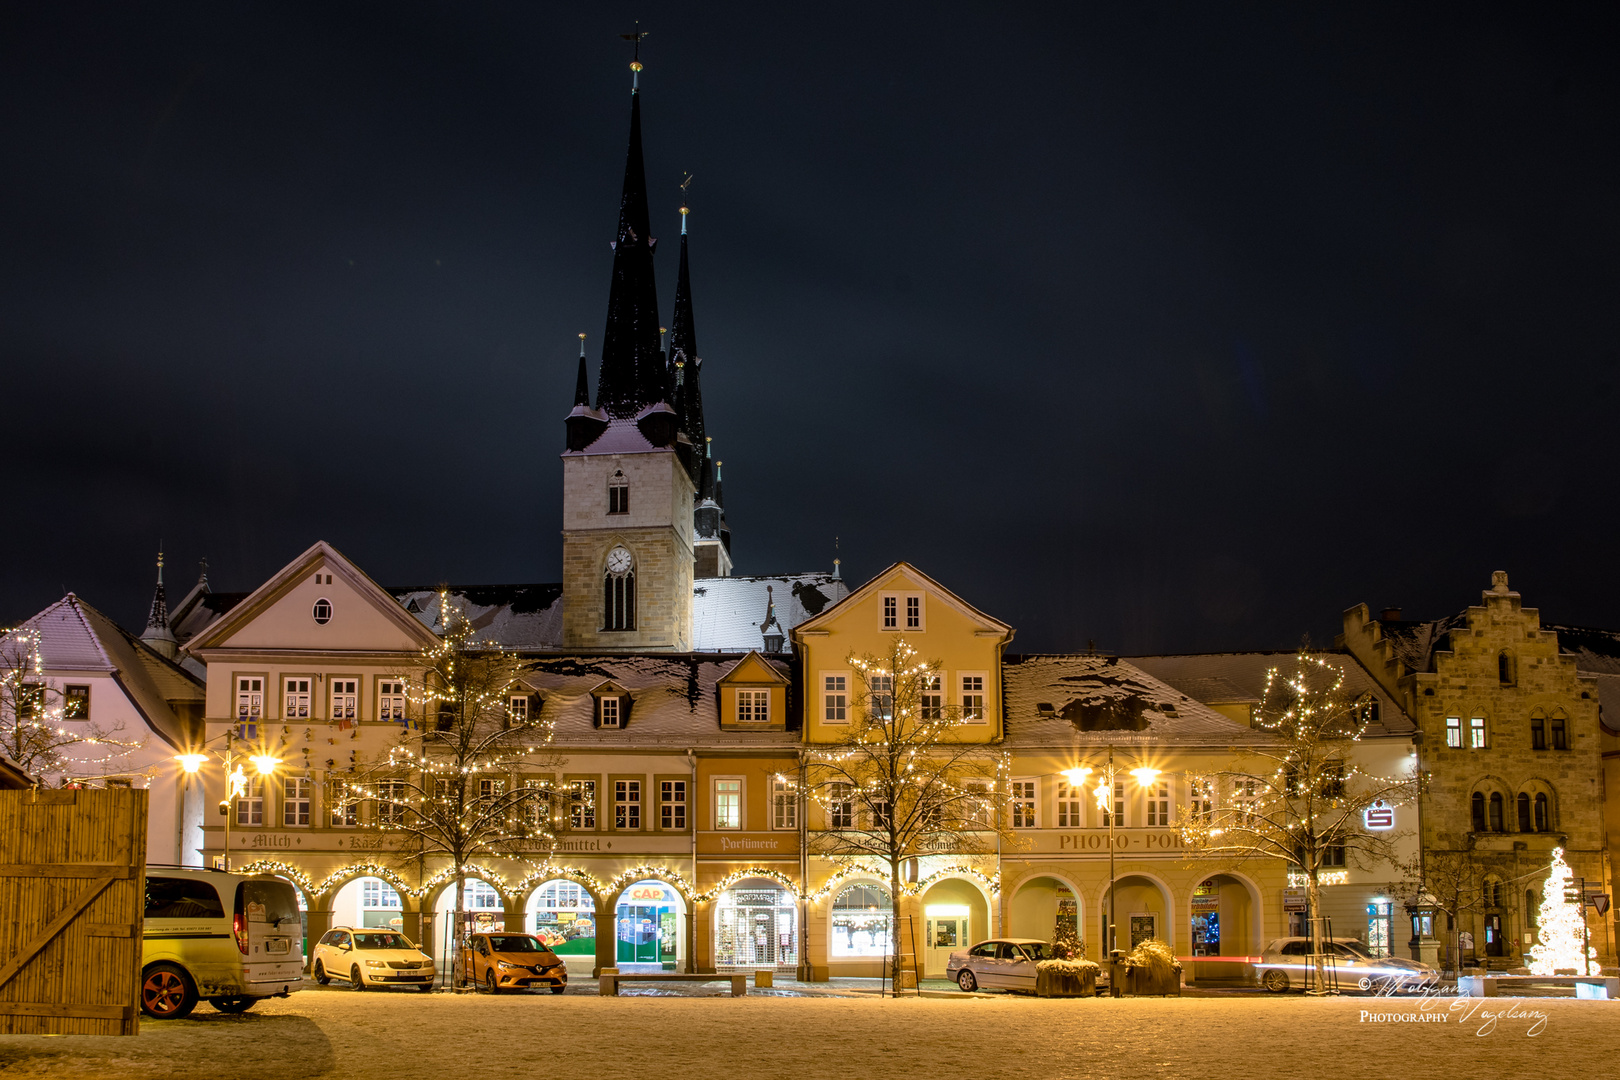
[186,542,438,655]
[717,652,790,686]
[794,562,1012,644]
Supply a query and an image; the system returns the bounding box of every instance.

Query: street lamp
[176,732,280,872]
[1062,748,1160,981]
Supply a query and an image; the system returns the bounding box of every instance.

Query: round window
[312,598,332,624]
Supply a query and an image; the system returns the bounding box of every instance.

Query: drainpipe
[799,747,810,981]
[688,748,697,974]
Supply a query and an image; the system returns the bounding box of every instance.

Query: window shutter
[527,693,543,721]
[618,694,633,730]
[592,696,602,729]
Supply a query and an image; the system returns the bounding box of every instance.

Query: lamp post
[177,731,279,872]
[1062,749,1160,993]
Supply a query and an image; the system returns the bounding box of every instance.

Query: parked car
[141,866,305,1019]
[311,927,436,991]
[461,932,568,994]
[945,938,1053,993]
[1256,937,1435,992]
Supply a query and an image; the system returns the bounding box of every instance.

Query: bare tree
[0,626,140,785]
[797,638,1014,988]
[1179,650,1417,992]
[348,596,569,984]
[1398,849,1489,978]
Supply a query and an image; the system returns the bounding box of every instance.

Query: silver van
[140,866,305,1018]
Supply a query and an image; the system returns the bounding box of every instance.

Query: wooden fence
[0,787,148,1035]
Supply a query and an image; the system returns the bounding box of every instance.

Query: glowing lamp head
[1061,767,1092,787]
[175,753,207,774]
[250,754,281,776]
[1130,767,1161,787]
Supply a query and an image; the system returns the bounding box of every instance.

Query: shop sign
[626,884,671,902]
[1283,887,1307,912]
[1363,800,1395,830]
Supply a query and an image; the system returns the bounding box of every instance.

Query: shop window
[830,884,892,958]
[715,883,797,969]
[1367,902,1394,957]
[533,881,595,955]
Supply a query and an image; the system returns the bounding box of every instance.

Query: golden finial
[620,23,648,83]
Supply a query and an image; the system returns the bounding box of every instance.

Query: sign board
[1363,800,1395,831]
[1283,887,1307,912]
[1588,895,1610,916]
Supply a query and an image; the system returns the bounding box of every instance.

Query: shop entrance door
[617,902,664,964]
[924,915,966,979]
[1484,914,1505,958]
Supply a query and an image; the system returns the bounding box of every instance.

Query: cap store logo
[627,885,671,902]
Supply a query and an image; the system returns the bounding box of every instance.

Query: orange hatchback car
[462,933,568,994]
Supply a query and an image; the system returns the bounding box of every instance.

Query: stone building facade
[1341,571,1610,968]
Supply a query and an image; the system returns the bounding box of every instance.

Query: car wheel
[1261,969,1289,993]
[313,960,330,986]
[550,984,567,995]
[210,996,255,1014]
[486,969,500,995]
[351,965,366,991]
[140,963,198,1019]
[417,982,435,993]
[957,970,978,993]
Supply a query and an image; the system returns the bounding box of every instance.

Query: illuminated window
[330,678,357,722]
[284,678,311,720]
[570,780,597,830]
[831,884,892,957]
[237,677,264,720]
[1469,717,1487,749]
[508,695,529,724]
[376,780,407,826]
[328,780,357,827]
[715,779,741,830]
[379,680,406,723]
[63,685,89,719]
[1445,716,1461,748]
[771,778,797,831]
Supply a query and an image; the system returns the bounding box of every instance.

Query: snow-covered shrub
[1124,938,1180,980]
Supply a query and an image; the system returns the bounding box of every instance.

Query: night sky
[4,3,1617,654]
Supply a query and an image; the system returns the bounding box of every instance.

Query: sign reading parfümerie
[697,832,796,858]
[1013,831,1185,855]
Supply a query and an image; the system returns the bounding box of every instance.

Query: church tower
[561,43,697,651]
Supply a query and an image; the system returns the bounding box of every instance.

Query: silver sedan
[944,938,1053,993]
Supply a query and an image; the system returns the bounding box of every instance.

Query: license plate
[264,938,291,954]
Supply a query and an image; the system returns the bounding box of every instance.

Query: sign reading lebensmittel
[1364,800,1395,830]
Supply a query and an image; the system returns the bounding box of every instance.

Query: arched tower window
[1534,792,1549,832]
[602,546,636,631]
[1488,792,1504,832]
[607,470,629,515]
[1471,792,1486,832]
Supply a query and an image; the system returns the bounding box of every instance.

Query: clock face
[606,547,633,574]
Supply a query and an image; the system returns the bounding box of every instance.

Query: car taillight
[233,912,249,955]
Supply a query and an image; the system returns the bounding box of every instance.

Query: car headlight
[496,960,518,969]
[365,960,388,969]
[418,961,435,969]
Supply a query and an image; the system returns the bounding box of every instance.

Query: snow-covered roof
[520,654,797,747]
[0,747,34,789]
[692,574,848,654]
[14,595,205,750]
[1546,623,1620,676]
[1372,617,1467,675]
[1002,654,1279,749]
[1127,651,1415,738]
[393,584,566,649]
[560,415,660,456]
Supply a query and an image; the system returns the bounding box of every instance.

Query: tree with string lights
[792,637,1015,989]
[345,595,571,985]
[0,625,141,786]
[1179,649,1417,993]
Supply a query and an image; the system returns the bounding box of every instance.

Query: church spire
[670,179,706,469]
[573,333,591,407]
[141,547,177,659]
[595,33,665,418]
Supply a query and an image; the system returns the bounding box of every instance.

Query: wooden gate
[0,787,148,1035]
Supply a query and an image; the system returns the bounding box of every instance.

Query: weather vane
[620,23,648,87]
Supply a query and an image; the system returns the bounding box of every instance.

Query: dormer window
[608,471,629,514]
[600,696,620,728]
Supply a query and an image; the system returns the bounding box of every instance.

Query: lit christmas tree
[1527,847,1595,976]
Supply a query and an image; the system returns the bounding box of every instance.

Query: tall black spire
[141,548,177,659]
[670,187,706,470]
[595,39,665,419]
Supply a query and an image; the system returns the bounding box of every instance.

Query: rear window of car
[238,879,301,928]
[1280,941,1308,956]
[486,936,543,953]
[353,933,412,949]
[145,876,224,919]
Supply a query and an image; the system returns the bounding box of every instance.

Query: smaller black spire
[141,548,177,657]
[573,333,591,407]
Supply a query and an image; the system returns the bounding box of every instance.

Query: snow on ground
[0,984,1614,1080]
